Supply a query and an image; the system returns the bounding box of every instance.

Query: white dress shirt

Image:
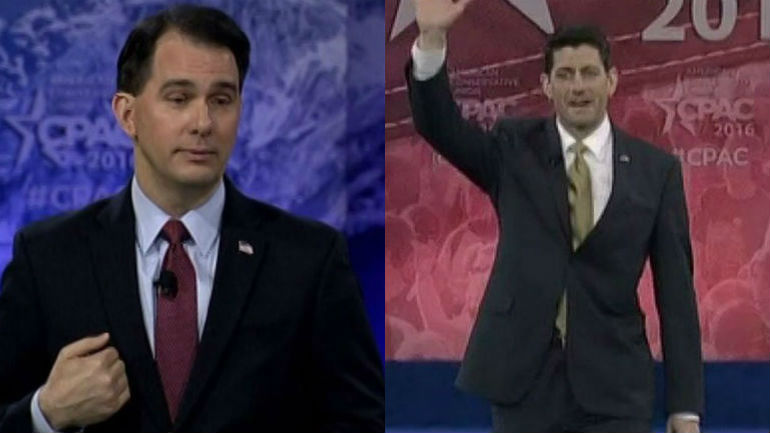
[32,177,225,433]
[411,38,700,425]
[556,115,613,225]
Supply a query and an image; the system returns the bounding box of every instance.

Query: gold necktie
[556,141,593,343]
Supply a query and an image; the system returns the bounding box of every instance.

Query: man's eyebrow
[159,79,196,92]
[210,81,238,93]
[158,79,238,94]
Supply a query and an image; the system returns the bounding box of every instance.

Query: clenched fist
[38,333,130,430]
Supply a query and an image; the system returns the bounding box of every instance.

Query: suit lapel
[537,119,633,252]
[88,188,171,431]
[578,125,632,251]
[543,118,571,242]
[175,181,267,427]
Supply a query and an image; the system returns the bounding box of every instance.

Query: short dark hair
[116,4,250,95]
[543,25,611,75]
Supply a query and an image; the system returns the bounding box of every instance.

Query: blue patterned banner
[0,0,384,350]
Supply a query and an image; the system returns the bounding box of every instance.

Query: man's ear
[112,92,137,140]
[607,66,619,97]
[540,73,552,100]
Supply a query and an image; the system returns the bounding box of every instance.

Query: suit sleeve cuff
[411,38,447,81]
[31,388,62,433]
[670,412,700,422]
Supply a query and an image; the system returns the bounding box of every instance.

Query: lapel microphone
[154,269,178,299]
[549,154,564,168]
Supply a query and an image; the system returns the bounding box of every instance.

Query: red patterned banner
[385,0,770,361]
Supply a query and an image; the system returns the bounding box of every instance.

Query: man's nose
[570,74,587,92]
[192,100,213,137]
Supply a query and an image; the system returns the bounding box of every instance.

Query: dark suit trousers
[491,332,652,433]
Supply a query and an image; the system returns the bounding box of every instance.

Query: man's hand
[667,416,700,433]
[38,333,130,430]
[415,0,475,49]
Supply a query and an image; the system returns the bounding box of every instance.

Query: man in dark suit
[406,1,703,432]
[0,5,383,432]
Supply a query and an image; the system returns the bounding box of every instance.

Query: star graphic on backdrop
[653,75,694,135]
[4,90,45,175]
[389,0,554,40]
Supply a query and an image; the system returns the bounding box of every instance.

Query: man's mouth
[178,149,217,161]
[568,99,592,108]
[178,148,216,155]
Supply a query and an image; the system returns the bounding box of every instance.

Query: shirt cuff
[670,412,701,422]
[411,38,447,81]
[31,388,61,433]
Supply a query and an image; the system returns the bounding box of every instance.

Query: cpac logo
[389,0,554,40]
[654,76,755,135]
[460,96,519,125]
[676,98,754,122]
[4,91,131,172]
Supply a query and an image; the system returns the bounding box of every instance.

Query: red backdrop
[385,0,770,361]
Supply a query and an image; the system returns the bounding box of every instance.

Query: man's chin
[563,115,601,132]
[172,170,223,189]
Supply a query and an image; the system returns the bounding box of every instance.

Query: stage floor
[385,428,767,433]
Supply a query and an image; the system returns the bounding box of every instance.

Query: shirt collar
[131,177,225,256]
[555,114,612,159]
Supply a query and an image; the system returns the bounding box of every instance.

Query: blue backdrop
[0,0,384,353]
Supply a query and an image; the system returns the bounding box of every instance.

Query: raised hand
[415,0,475,49]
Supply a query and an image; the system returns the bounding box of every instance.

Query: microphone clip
[549,155,564,169]
[154,269,178,299]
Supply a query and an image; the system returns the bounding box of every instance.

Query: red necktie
[155,220,198,421]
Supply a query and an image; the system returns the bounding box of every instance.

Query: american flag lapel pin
[238,240,253,255]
